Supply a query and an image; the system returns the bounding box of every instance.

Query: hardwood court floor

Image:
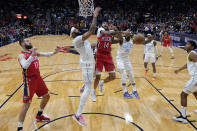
[0,35,197,131]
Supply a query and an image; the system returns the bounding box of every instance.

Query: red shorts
[96,53,115,72]
[23,75,48,103]
[163,42,171,47]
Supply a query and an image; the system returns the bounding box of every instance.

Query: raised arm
[37,46,61,57]
[82,7,101,41]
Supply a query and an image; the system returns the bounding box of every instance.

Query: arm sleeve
[73,35,83,48]
[19,56,34,69]
[39,52,54,57]
[97,28,105,37]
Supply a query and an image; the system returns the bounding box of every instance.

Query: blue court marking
[0,68,80,110]
[0,83,24,109]
[35,112,143,131]
[144,77,197,130]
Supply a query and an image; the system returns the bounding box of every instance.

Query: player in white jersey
[173,41,197,123]
[144,34,158,81]
[116,31,140,99]
[70,7,101,126]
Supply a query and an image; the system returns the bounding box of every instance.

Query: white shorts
[144,53,156,63]
[183,75,197,94]
[116,56,132,71]
[81,62,95,83]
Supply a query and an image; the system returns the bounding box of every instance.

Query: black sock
[37,110,43,116]
[17,127,23,131]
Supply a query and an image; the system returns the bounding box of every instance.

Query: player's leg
[73,67,93,126]
[168,45,174,59]
[98,60,116,93]
[192,86,197,113]
[103,71,116,83]
[120,69,132,99]
[17,77,35,131]
[160,45,164,56]
[150,54,157,80]
[172,78,197,123]
[172,91,188,123]
[117,56,132,99]
[92,57,103,102]
[92,72,101,102]
[151,63,156,80]
[18,103,31,131]
[126,70,140,99]
[35,76,50,122]
[144,54,149,75]
[144,62,148,74]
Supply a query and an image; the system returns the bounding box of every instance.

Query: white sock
[132,84,137,91]
[122,84,127,93]
[181,106,186,118]
[18,122,23,127]
[100,80,104,85]
[93,88,96,94]
[153,73,156,78]
[38,108,44,112]
[76,83,91,116]
[127,71,135,84]
[169,47,174,56]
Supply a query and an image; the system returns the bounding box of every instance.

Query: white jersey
[187,51,197,76]
[73,35,94,65]
[117,37,133,58]
[144,40,155,54]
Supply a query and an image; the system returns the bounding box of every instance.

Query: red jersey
[162,35,171,44]
[97,34,113,54]
[19,51,40,77]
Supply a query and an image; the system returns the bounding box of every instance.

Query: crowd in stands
[0,0,197,46]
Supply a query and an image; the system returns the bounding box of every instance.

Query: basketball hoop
[78,0,94,18]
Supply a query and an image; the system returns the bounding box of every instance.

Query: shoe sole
[132,92,140,99]
[124,97,133,99]
[72,115,86,126]
[133,96,140,99]
[172,117,188,124]
[35,119,50,122]
[92,99,96,102]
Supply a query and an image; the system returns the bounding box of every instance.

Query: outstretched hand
[174,69,180,74]
[31,47,37,56]
[54,46,62,54]
[93,7,102,17]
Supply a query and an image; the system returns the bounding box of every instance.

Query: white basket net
[78,0,94,18]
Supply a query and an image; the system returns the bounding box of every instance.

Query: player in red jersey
[160,31,174,59]
[92,22,122,102]
[17,38,60,131]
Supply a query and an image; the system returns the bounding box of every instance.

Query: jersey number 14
[104,42,109,48]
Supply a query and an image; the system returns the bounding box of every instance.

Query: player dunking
[17,38,60,131]
[160,31,174,59]
[70,7,101,126]
[92,23,122,102]
[116,30,140,99]
[144,34,159,81]
[173,41,197,123]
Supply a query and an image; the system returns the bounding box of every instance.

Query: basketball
[133,33,145,44]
